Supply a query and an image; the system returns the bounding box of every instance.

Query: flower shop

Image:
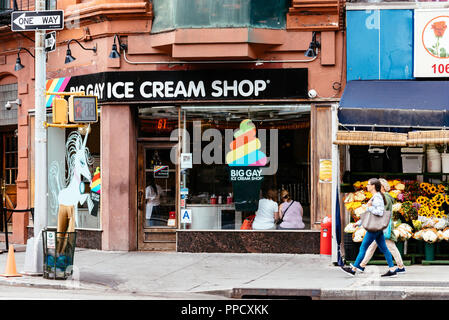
[333,80,449,265]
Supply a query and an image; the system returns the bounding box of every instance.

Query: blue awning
[338,80,449,128]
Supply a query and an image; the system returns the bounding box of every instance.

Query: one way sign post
[11,10,64,31]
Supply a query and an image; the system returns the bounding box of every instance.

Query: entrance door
[2,133,17,210]
[137,143,178,251]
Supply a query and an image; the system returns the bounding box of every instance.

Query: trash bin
[42,228,76,280]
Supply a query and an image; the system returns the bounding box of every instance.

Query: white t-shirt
[252,198,278,230]
[145,185,163,219]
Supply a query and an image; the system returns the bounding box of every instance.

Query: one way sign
[11,10,64,31]
[45,31,56,52]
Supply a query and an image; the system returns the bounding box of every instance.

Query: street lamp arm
[67,39,97,53]
[18,47,35,58]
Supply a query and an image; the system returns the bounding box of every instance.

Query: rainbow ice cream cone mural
[227,119,266,211]
[89,167,101,217]
[226,119,267,167]
[90,167,101,194]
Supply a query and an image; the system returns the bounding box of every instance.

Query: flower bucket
[424,242,435,261]
[396,241,404,256]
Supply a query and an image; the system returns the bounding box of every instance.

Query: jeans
[360,239,404,268]
[353,230,394,268]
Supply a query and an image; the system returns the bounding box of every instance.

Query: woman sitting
[252,189,278,230]
[276,190,305,230]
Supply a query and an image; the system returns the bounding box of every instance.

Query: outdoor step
[348,260,412,266]
[422,260,449,265]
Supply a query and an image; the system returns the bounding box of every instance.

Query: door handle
[138,191,144,210]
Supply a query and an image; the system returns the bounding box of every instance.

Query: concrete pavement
[1,244,449,300]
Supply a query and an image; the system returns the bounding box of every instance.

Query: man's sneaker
[381,270,397,277]
[340,266,356,277]
[395,267,406,274]
[350,263,365,273]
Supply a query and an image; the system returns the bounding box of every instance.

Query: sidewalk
[1,245,449,299]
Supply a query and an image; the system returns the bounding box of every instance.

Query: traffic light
[52,97,68,124]
[68,95,98,123]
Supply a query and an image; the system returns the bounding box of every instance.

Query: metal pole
[181,110,187,230]
[331,103,339,264]
[24,0,47,274]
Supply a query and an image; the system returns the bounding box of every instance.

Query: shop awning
[338,80,449,128]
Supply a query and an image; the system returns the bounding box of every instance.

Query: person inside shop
[358,178,406,274]
[275,189,305,230]
[252,188,278,230]
[340,178,397,277]
[145,175,164,227]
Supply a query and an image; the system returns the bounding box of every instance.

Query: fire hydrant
[320,215,332,255]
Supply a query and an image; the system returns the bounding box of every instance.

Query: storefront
[331,4,449,265]
[1,0,345,252]
[41,67,338,253]
[333,80,449,265]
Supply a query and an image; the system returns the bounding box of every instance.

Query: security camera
[4,98,21,110]
[308,89,317,99]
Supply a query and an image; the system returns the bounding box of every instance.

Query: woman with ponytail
[341,178,397,277]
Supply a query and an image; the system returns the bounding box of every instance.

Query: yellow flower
[365,191,372,199]
[389,191,398,199]
[429,185,437,194]
[417,196,429,204]
[353,181,361,189]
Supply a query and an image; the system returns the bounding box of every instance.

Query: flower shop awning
[338,80,449,128]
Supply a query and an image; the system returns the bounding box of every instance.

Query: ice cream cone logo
[226,119,267,166]
[90,167,101,194]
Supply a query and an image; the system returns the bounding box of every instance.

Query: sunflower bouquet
[416,183,448,219]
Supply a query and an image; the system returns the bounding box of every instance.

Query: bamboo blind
[334,130,449,146]
[407,130,449,145]
[333,130,408,146]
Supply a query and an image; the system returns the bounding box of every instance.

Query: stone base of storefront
[27,227,102,250]
[176,230,320,254]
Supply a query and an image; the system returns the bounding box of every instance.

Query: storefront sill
[176,230,320,254]
[177,229,318,232]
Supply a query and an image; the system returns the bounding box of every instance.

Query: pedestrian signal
[68,95,98,123]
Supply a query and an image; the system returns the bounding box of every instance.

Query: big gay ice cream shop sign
[45,68,307,106]
[414,9,449,77]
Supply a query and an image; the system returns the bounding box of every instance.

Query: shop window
[45,0,56,10]
[0,0,10,10]
[181,108,311,231]
[151,0,289,34]
[0,83,18,125]
[4,134,17,185]
[46,120,101,230]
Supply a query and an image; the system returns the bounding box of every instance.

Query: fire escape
[0,0,35,27]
